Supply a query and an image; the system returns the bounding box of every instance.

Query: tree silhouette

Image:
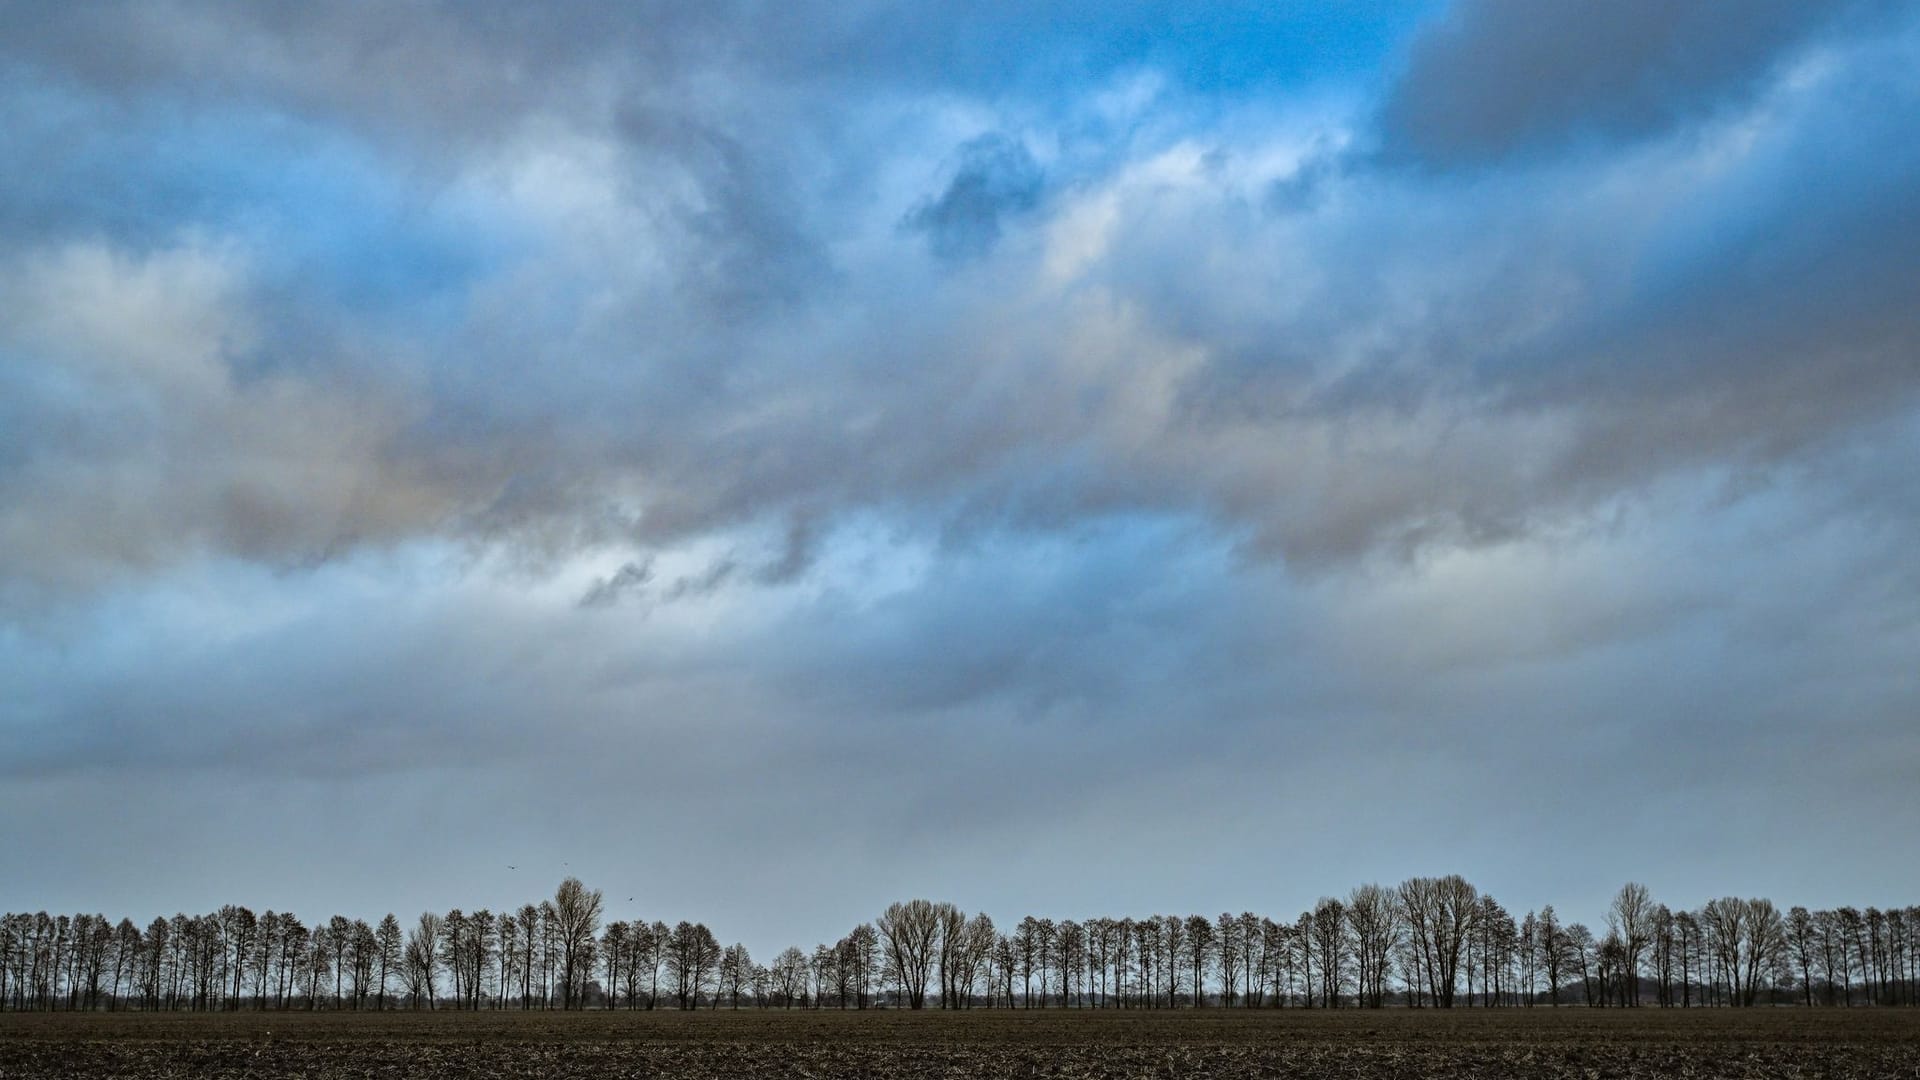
[877,900,944,1010]
[5,874,1918,1012]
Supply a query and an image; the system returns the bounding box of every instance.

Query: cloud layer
[3,2,1917,949]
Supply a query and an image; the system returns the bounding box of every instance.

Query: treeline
[3,877,1915,1012]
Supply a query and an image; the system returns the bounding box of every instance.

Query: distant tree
[719,944,752,1008]
[643,921,669,1008]
[1475,896,1516,1008]
[1260,917,1289,1008]
[1215,913,1243,1007]
[1702,899,1747,1006]
[847,923,880,1009]
[771,946,808,1007]
[1739,899,1785,1007]
[1399,876,1478,1008]
[1131,917,1160,1007]
[373,915,400,1011]
[405,912,442,1009]
[551,879,603,1009]
[1294,911,1316,1007]
[1674,910,1702,1007]
[467,910,494,1010]
[1650,905,1677,1007]
[878,901,944,1010]
[1785,906,1817,1007]
[1565,923,1595,1006]
[1012,915,1040,1007]
[305,921,332,1010]
[1056,920,1085,1007]
[1312,898,1348,1008]
[1034,918,1056,1006]
[218,907,256,1010]
[539,901,559,1007]
[1238,913,1269,1008]
[1347,885,1399,1008]
[439,911,467,1007]
[600,922,627,1009]
[514,905,540,1008]
[1606,883,1655,1006]
[347,920,376,1009]
[327,914,352,1009]
[1595,930,1625,1006]
[1185,915,1215,1006]
[959,914,996,1009]
[278,917,306,1010]
[934,904,968,1009]
[495,915,518,1010]
[666,921,720,1008]
[1537,906,1564,1006]
[111,917,141,1011]
[750,962,772,1007]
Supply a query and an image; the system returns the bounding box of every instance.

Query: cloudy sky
[3,0,1918,955]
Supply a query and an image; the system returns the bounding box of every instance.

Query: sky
[2,1,1918,959]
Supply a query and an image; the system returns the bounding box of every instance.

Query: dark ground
[3,1007,1917,1078]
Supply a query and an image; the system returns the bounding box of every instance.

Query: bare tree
[845,923,879,1009]
[1785,906,1818,1007]
[404,913,442,1009]
[666,921,719,1008]
[1185,915,1214,1006]
[1675,910,1702,1007]
[1709,898,1785,1007]
[550,878,603,1009]
[934,903,968,1009]
[1347,884,1399,1008]
[600,922,627,1009]
[1056,920,1085,1007]
[1606,883,1654,1006]
[374,915,400,1011]
[877,900,945,1009]
[771,946,808,1007]
[514,905,540,1008]
[719,943,751,1008]
[1312,898,1348,1007]
[960,914,996,1009]
[1399,875,1478,1007]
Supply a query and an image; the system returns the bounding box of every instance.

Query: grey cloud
[755,515,822,585]
[0,2,710,139]
[3,1,1919,603]
[0,244,466,602]
[5,494,1916,951]
[663,557,738,601]
[613,106,832,315]
[1264,142,1342,214]
[1379,0,1886,166]
[578,558,654,608]
[903,133,1045,261]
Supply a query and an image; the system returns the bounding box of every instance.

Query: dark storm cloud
[1377,0,1892,166]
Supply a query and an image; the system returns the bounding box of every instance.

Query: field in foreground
[4,1007,1919,1079]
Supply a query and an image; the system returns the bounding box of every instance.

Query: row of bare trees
[0,882,617,1013]
[4,878,1916,1011]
